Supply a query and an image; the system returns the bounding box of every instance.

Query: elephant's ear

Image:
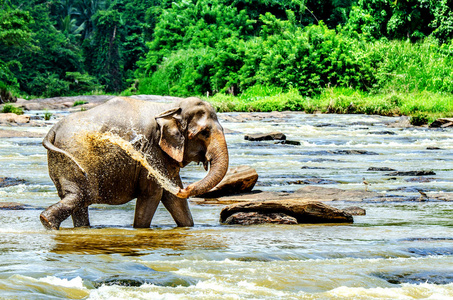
[155,108,185,163]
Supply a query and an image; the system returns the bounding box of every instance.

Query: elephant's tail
[42,126,88,178]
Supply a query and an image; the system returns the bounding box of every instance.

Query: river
[0,110,452,299]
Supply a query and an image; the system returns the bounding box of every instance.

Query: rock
[0,113,30,124]
[368,167,397,171]
[328,149,379,155]
[368,131,396,135]
[429,118,453,128]
[191,186,380,205]
[274,140,301,145]
[0,129,45,138]
[197,166,258,198]
[0,202,27,210]
[288,178,339,185]
[342,206,366,215]
[0,177,26,188]
[387,116,412,128]
[220,200,353,224]
[405,177,436,183]
[386,170,436,176]
[244,132,286,141]
[223,212,298,225]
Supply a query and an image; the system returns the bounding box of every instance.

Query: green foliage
[65,72,102,94]
[1,103,23,114]
[73,100,88,106]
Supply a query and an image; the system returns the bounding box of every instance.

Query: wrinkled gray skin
[41,97,229,230]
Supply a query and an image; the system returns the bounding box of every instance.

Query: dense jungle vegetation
[1,0,453,122]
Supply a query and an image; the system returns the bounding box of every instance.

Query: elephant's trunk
[177,130,229,198]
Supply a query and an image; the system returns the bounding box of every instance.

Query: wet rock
[429,118,453,128]
[342,206,366,215]
[191,186,380,205]
[288,178,339,185]
[368,167,397,172]
[328,149,378,155]
[387,116,412,128]
[0,129,45,138]
[220,200,353,224]
[405,177,436,183]
[197,166,258,198]
[386,170,436,176]
[427,147,443,150]
[368,130,396,135]
[0,113,30,125]
[301,166,327,170]
[274,140,301,145]
[375,271,453,285]
[0,202,27,210]
[223,212,298,225]
[245,132,286,141]
[0,177,26,188]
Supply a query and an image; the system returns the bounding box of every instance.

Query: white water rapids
[0,110,452,299]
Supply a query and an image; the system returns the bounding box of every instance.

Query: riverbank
[4,89,453,126]
[205,87,453,126]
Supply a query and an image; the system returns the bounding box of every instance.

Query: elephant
[41,96,229,230]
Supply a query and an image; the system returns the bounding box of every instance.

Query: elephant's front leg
[161,177,194,227]
[133,186,163,228]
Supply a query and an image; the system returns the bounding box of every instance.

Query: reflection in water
[51,227,226,255]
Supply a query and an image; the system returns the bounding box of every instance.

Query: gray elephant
[41,97,229,229]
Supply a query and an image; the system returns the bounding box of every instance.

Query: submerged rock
[220,200,353,224]
[223,212,298,225]
[244,132,286,141]
[367,167,397,172]
[0,177,26,188]
[197,166,258,198]
[0,202,27,210]
[386,170,436,176]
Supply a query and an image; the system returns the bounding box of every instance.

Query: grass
[1,104,24,115]
[205,85,453,125]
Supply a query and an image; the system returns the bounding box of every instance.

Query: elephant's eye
[200,128,210,138]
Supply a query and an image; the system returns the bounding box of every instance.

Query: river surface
[0,110,453,299]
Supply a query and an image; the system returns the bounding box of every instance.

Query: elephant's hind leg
[40,193,81,230]
[72,206,90,228]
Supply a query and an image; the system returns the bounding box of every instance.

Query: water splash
[86,131,180,195]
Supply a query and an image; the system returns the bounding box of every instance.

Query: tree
[84,9,124,92]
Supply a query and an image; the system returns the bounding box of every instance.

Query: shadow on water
[50,227,226,256]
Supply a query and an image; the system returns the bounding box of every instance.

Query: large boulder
[429,118,453,128]
[197,165,258,198]
[220,200,353,224]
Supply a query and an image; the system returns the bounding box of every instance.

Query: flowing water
[0,110,453,299]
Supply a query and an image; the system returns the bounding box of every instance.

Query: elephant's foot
[40,211,61,230]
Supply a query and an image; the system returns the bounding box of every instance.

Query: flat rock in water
[0,129,45,138]
[0,113,30,124]
[368,167,397,172]
[429,118,453,128]
[244,132,286,141]
[191,186,379,205]
[223,212,298,225]
[220,200,353,224]
[197,166,258,198]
